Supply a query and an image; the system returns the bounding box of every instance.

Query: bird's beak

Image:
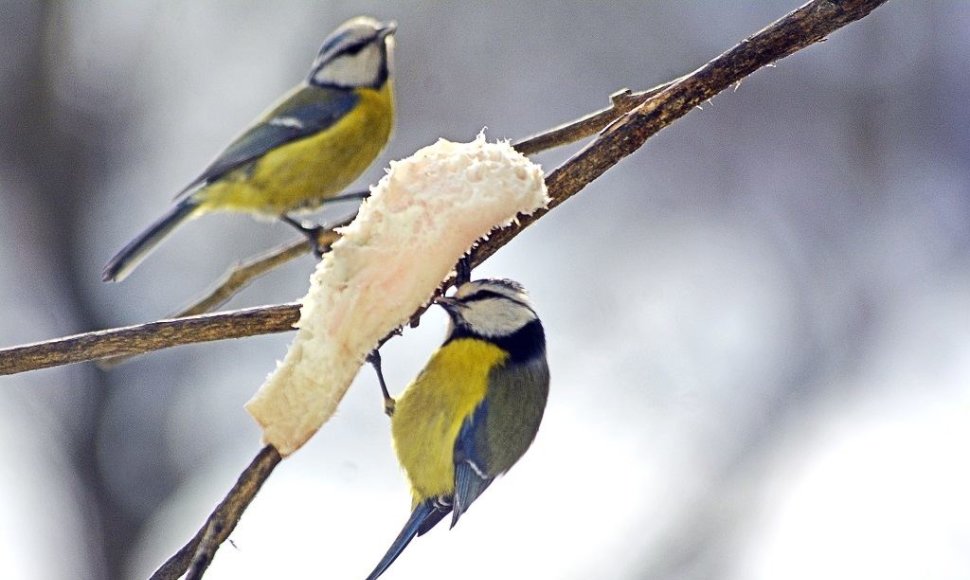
[378,21,397,38]
[434,296,458,312]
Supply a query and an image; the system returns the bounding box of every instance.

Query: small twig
[177,242,311,318]
[511,81,680,156]
[177,213,354,318]
[149,445,282,580]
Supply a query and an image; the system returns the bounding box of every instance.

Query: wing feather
[176,85,359,197]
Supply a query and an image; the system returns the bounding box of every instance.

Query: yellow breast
[391,339,508,506]
[198,82,393,215]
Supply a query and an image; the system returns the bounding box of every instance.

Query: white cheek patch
[313,44,382,87]
[461,298,537,338]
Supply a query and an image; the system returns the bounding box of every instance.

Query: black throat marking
[445,318,546,363]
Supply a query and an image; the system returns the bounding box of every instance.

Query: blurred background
[2,1,969,579]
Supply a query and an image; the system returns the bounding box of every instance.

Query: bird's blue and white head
[437,279,541,340]
[309,16,396,89]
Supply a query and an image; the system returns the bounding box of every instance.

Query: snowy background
[2,2,969,579]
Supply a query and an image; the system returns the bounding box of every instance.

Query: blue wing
[451,401,495,528]
[451,356,550,528]
[177,85,359,196]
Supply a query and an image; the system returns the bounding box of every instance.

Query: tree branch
[0,305,299,375]
[112,1,891,578]
[149,445,282,580]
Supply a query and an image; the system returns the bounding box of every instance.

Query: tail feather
[366,499,447,580]
[102,198,199,282]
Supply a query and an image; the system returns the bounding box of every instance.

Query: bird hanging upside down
[367,278,550,579]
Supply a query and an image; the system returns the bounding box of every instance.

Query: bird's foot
[367,350,395,418]
[281,215,327,258]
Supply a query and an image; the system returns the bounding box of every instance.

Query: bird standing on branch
[103,16,396,282]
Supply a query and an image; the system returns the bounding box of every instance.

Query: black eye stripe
[460,289,531,307]
[339,38,372,56]
[459,291,535,315]
[318,36,375,64]
[461,290,508,303]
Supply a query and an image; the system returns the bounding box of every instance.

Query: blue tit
[102,16,396,282]
[366,278,550,579]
